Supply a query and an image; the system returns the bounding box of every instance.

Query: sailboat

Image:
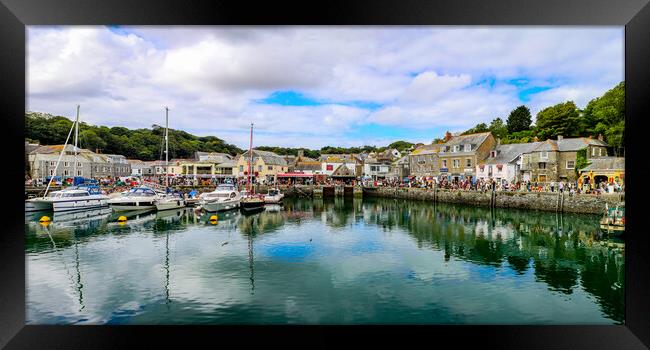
[25,105,109,212]
[155,107,186,211]
[240,123,265,213]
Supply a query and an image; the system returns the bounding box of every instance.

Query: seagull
[221,242,229,246]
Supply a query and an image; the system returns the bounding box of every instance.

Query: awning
[277,173,314,178]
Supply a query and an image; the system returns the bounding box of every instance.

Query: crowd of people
[364,176,624,195]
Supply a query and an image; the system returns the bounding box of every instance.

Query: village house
[578,156,625,187]
[28,145,131,179]
[476,141,543,184]
[128,159,154,176]
[389,155,410,180]
[233,149,288,183]
[320,154,363,177]
[437,132,496,181]
[288,150,323,175]
[408,143,441,178]
[520,135,609,183]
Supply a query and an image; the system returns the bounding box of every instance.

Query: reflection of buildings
[359,197,624,322]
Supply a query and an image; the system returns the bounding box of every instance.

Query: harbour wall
[362,186,624,215]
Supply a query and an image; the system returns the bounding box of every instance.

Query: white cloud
[27,26,623,149]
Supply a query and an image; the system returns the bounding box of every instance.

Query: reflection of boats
[600,203,624,236]
[155,208,186,221]
[241,199,265,214]
[264,203,283,212]
[108,187,162,211]
[107,209,156,227]
[264,188,284,204]
[200,184,241,212]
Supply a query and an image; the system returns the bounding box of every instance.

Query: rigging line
[43,225,82,310]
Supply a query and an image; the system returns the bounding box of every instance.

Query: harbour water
[25,197,624,324]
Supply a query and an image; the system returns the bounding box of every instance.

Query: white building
[476,142,543,184]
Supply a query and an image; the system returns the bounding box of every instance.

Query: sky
[27,26,624,149]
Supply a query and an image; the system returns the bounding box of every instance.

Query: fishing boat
[25,105,109,212]
[155,107,186,211]
[107,186,162,211]
[600,202,625,236]
[199,183,241,212]
[240,123,265,214]
[263,188,284,204]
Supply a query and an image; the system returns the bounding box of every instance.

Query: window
[64,161,69,167]
[566,161,575,169]
[540,152,548,160]
[268,166,273,170]
[539,162,546,169]
[49,169,54,176]
[442,160,447,168]
[77,170,82,176]
[64,170,70,176]
[600,148,605,156]
[50,161,55,167]
[258,165,262,172]
[77,162,82,168]
[453,145,460,152]
[453,159,460,168]
[239,165,244,172]
[326,164,334,171]
[592,147,596,156]
[490,151,497,157]
[464,144,472,152]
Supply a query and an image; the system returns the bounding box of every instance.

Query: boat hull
[600,224,624,236]
[155,199,186,211]
[203,199,240,212]
[25,198,108,212]
[109,199,158,212]
[264,195,284,204]
[240,199,265,213]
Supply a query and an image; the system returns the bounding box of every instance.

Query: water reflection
[25,198,624,324]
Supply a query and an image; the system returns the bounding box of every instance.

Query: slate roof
[238,149,288,166]
[532,137,608,152]
[580,157,625,172]
[409,143,440,156]
[438,132,492,156]
[331,164,356,177]
[484,142,544,165]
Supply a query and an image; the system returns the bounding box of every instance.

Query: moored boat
[108,186,162,211]
[200,183,241,212]
[264,188,284,204]
[600,203,624,236]
[25,184,109,212]
[155,192,186,211]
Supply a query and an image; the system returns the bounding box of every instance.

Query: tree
[462,123,489,135]
[489,117,508,139]
[582,81,624,155]
[506,105,532,133]
[535,101,581,140]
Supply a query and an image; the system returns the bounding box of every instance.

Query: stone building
[578,156,624,187]
[520,135,609,183]
[233,149,289,183]
[320,154,363,177]
[437,132,496,181]
[408,143,441,177]
[28,144,131,179]
[476,141,543,184]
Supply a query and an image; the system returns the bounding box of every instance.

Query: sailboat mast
[73,104,79,178]
[43,107,77,197]
[248,123,253,194]
[165,106,169,188]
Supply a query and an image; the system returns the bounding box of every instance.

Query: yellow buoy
[39,221,51,227]
[209,215,218,221]
[39,216,51,223]
[117,215,127,222]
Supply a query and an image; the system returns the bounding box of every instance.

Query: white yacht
[264,188,284,204]
[155,191,186,211]
[25,185,109,212]
[107,187,162,212]
[199,183,241,212]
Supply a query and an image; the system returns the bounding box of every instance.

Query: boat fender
[39,216,51,223]
[117,215,127,222]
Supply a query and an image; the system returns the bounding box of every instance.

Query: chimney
[557,135,563,141]
[597,134,604,141]
[298,149,304,158]
[444,131,453,142]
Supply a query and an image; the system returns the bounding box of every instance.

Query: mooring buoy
[117,215,127,222]
[39,216,51,223]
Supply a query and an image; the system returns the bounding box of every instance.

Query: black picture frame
[1,0,648,348]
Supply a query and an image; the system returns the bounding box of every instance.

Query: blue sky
[27,26,623,149]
